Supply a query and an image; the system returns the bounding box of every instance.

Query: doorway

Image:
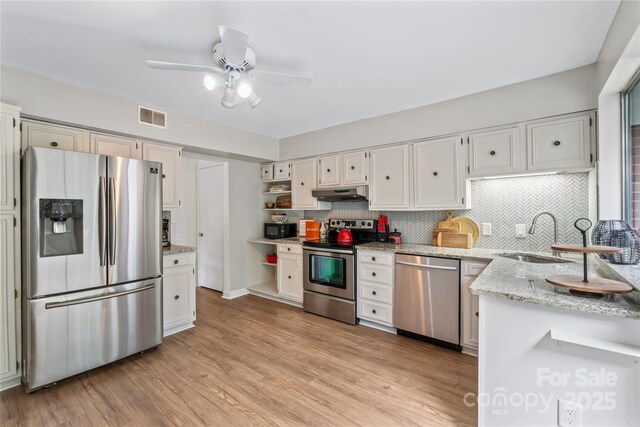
[197,163,225,291]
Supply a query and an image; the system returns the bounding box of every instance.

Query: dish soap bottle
[320,221,327,239]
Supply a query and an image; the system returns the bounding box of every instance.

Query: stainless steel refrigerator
[22,147,163,392]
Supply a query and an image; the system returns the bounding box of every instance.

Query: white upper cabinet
[292,158,330,210]
[91,133,142,159]
[261,164,274,181]
[369,145,410,210]
[467,126,522,178]
[526,113,591,172]
[22,120,89,153]
[413,135,468,210]
[142,142,182,209]
[342,151,368,185]
[273,162,291,180]
[0,107,20,212]
[318,154,341,187]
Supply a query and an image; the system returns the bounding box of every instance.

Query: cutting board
[431,227,456,245]
[437,211,461,232]
[437,232,473,249]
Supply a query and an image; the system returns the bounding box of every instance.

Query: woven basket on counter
[276,195,292,209]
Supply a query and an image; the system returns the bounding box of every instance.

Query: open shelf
[248,280,278,297]
[262,191,291,195]
[260,261,278,267]
[246,238,278,245]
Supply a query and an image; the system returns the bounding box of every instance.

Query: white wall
[595,1,640,220]
[0,65,279,161]
[279,65,597,159]
[176,152,262,293]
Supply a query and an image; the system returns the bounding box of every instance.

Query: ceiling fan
[147,26,312,109]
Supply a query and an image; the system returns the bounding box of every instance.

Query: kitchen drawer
[358,250,393,266]
[277,243,302,255]
[360,281,393,305]
[359,300,393,325]
[464,261,488,277]
[360,263,393,285]
[163,253,195,268]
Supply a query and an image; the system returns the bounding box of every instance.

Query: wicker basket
[276,195,292,209]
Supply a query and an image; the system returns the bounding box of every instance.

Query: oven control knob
[361,221,365,226]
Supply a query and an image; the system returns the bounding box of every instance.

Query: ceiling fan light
[248,91,262,108]
[203,74,216,91]
[221,88,236,108]
[237,82,252,98]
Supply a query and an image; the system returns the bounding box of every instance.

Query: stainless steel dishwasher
[394,254,460,349]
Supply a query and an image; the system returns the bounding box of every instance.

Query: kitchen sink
[496,253,573,264]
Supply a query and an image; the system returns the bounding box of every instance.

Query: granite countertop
[247,237,307,245]
[356,242,640,320]
[163,244,196,255]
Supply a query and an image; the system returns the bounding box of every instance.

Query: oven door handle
[304,247,354,255]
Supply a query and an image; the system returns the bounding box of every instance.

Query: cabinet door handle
[301,182,304,186]
[198,232,204,237]
[371,256,376,261]
[433,171,438,176]
[372,309,377,314]
[385,176,390,180]
[162,174,166,178]
[372,272,376,277]
[372,291,377,296]
[351,165,355,170]
[475,312,479,317]
[288,275,291,279]
[490,150,496,156]
[553,140,561,147]
[174,260,179,265]
[50,141,58,147]
[174,295,180,300]
[279,169,283,172]
[327,169,331,172]
[287,247,291,251]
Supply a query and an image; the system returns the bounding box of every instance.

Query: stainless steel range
[302,219,378,324]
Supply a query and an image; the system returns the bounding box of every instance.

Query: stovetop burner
[302,218,378,251]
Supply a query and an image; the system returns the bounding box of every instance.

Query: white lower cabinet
[163,252,196,336]
[357,250,394,327]
[461,260,488,355]
[277,244,303,302]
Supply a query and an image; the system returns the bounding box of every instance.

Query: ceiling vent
[138,105,167,129]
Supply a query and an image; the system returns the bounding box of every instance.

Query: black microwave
[264,223,297,239]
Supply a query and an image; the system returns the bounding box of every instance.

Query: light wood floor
[1,287,478,426]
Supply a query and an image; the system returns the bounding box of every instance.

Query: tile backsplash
[305,173,590,252]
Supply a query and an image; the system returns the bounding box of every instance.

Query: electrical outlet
[558,399,582,427]
[515,224,527,238]
[482,223,492,236]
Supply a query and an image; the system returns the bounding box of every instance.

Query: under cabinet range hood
[312,186,369,201]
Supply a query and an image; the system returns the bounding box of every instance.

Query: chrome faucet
[528,212,560,257]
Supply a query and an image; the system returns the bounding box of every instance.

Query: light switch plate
[515,224,527,238]
[482,223,492,236]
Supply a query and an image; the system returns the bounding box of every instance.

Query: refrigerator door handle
[108,177,116,265]
[99,176,107,266]
[45,283,156,309]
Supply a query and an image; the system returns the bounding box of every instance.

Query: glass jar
[606,229,640,265]
[592,220,631,259]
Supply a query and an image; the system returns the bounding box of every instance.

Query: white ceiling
[1,1,619,139]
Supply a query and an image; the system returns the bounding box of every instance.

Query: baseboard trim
[462,346,478,357]
[1,376,22,392]
[163,322,194,337]
[247,288,303,308]
[358,319,397,334]
[222,288,250,300]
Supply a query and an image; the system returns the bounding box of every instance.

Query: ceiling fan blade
[252,70,312,90]
[218,25,249,66]
[146,60,225,74]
